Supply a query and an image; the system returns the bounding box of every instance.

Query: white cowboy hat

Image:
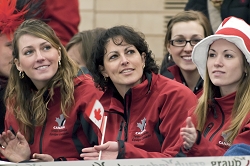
[192,16,250,79]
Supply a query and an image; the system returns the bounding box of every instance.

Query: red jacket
[176,92,250,156]
[4,75,102,161]
[43,0,80,46]
[166,65,203,98]
[100,72,197,158]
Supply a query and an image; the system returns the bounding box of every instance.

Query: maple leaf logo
[94,108,102,121]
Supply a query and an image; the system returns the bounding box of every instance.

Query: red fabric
[43,0,80,46]
[168,65,203,98]
[4,75,102,160]
[100,73,198,158]
[177,92,250,156]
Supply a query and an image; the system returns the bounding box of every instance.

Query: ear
[99,65,109,77]
[14,58,22,72]
[141,52,146,63]
[166,43,172,55]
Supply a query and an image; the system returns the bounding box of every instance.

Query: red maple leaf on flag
[94,108,102,121]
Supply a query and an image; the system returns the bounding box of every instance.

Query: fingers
[32,153,45,161]
[81,147,99,159]
[16,132,27,144]
[82,147,98,153]
[0,130,15,148]
[93,143,109,151]
[32,153,54,162]
[186,117,194,128]
[6,130,16,140]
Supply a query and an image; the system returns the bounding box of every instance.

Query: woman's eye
[127,50,135,54]
[225,54,233,58]
[175,39,185,43]
[24,50,33,55]
[109,54,117,60]
[43,45,51,51]
[208,53,215,57]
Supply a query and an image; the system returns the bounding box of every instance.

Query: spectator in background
[0,0,45,134]
[43,0,80,46]
[175,16,250,157]
[0,19,101,162]
[160,10,212,98]
[185,0,250,33]
[80,25,197,159]
[66,28,106,76]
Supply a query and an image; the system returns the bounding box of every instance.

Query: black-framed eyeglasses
[170,39,202,47]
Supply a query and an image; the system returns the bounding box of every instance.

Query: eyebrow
[21,41,48,51]
[173,34,203,38]
[209,48,236,53]
[106,45,134,56]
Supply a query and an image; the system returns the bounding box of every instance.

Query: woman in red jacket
[0,19,101,162]
[160,10,213,98]
[177,16,250,156]
[80,25,198,159]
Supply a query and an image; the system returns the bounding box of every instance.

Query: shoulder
[154,74,192,92]
[73,74,102,97]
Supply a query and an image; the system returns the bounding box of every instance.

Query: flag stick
[98,116,107,160]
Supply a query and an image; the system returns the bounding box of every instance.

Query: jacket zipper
[203,100,225,141]
[209,101,225,141]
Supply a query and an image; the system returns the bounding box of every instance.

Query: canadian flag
[85,99,105,129]
[85,99,108,160]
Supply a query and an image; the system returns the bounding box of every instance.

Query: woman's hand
[30,153,54,162]
[0,131,31,162]
[180,117,197,150]
[80,141,119,160]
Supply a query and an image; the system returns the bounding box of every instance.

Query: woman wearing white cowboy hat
[173,16,250,157]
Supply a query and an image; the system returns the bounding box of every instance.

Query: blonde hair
[5,19,79,141]
[195,53,250,143]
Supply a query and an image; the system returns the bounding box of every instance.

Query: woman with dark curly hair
[80,25,198,159]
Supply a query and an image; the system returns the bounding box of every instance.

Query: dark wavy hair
[87,25,159,91]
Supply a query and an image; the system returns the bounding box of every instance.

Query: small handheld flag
[85,99,104,129]
[85,99,108,160]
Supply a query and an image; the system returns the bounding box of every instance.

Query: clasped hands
[0,130,53,162]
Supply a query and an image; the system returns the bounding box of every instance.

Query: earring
[104,76,108,82]
[168,55,172,61]
[246,72,248,77]
[58,60,61,67]
[19,71,24,79]
[142,64,145,69]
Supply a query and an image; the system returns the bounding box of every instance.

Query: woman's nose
[121,56,129,65]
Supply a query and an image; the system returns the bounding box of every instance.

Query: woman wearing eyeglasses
[160,10,213,98]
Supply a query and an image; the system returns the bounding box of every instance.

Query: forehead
[106,36,130,48]
[171,21,204,37]
[210,39,238,49]
[18,34,47,47]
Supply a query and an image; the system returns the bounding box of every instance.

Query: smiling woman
[160,10,212,98]
[14,34,61,90]
[0,19,102,162]
[80,25,198,159]
[169,16,250,157]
